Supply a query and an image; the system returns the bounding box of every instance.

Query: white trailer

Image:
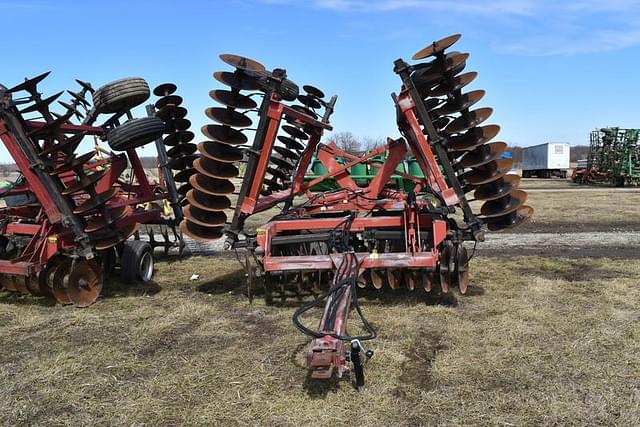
[522,143,570,178]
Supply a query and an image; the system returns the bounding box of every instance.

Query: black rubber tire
[120,240,154,284]
[107,117,165,151]
[92,77,150,114]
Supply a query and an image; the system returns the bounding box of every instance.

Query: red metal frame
[0,115,171,278]
[228,88,463,380]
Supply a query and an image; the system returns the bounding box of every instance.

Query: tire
[92,77,150,114]
[120,240,154,284]
[107,117,165,151]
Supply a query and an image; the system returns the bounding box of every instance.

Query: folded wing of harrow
[0,72,187,306]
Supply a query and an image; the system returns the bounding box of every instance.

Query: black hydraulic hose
[292,252,377,342]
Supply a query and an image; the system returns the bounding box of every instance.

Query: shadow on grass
[101,274,162,299]
[0,291,57,307]
[303,372,346,398]
[197,269,246,295]
[196,268,467,308]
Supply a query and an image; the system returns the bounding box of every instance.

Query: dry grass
[1,254,639,426]
[523,191,640,225]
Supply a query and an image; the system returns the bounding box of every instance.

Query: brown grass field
[1,179,640,426]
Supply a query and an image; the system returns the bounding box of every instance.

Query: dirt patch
[136,319,201,358]
[394,328,447,398]
[516,261,626,282]
[513,221,640,234]
[480,246,640,259]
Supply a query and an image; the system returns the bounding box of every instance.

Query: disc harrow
[171,34,533,389]
[0,72,187,306]
[405,33,533,232]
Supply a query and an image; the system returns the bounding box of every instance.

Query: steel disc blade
[205,107,252,128]
[12,276,29,294]
[168,154,198,171]
[432,116,450,130]
[157,105,187,121]
[456,246,469,295]
[85,206,129,233]
[8,71,51,93]
[448,125,500,152]
[480,189,527,218]
[163,131,195,146]
[387,269,400,290]
[439,245,453,293]
[303,85,325,99]
[194,157,239,179]
[459,158,513,186]
[51,258,73,304]
[28,272,50,298]
[165,118,191,132]
[413,52,469,88]
[153,83,177,97]
[436,90,485,116]
[270,157,295,171]
[73,188,118,215]
[183,205,227,228]
[0,274,15,291]
[61,170,107,195]
[428,72,477,97]
[267,166,289,181]
[277,135,305,151]
[290,104,318,119]
[68,90,90,108]
[473,175,521,201]
[423,272,433,292]
[297,94,322,109]
[263,177,284,191]
[406,270,417,291]
[457,142,507,169]
[174,168,197,182]
[273,145,299,161]
[186,189,231,212]
[177,182,192,196]
[445,108,493,134]
[190,173,235,196]
[412,34,462,60]
[201,125,248,146]
[155,95,183,109]
[198,141,243,163]
[167,143,197,158]
[93,223,139,251]
[213,71,261,91]
[180,219,223,241]
[486,205,534,232]
[209,89,257,109]
[219,54,266,72]
[281,125,309,141]
[39,132,86,157]
[50,151,95,175]
[370,269,384,289]
[19,91,63,114]
[66,260,102,308]
[423,98,442,111]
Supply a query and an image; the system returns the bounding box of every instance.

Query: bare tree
[362,136,386,151]
[332,131,360,154]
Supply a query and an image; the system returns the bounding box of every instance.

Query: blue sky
[1,0,639,161]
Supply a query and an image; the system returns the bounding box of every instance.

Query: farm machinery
[574,127,640,186]
[181,34,533,388]
[0,73,193,306]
